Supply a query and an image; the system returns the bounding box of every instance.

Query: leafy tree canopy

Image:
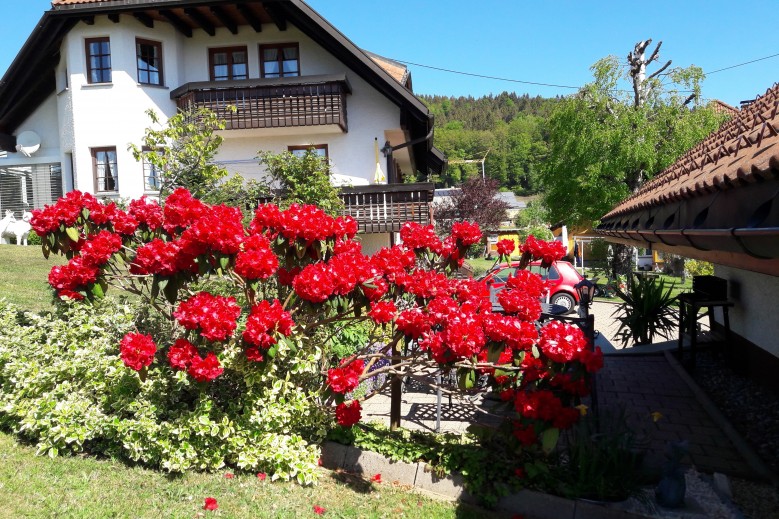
[541,46,726,230]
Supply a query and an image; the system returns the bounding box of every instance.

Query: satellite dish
[15,131,41,157]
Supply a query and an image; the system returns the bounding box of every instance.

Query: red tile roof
[52,0,109,4]
[604,83,779,220]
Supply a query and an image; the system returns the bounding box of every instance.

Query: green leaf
[219,256,229,270]
[65,227,80,242]
[42,241,51,259]
[457,368,476,390]
[163,278,178,304]
[541,427,560,454]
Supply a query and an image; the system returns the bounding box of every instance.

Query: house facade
[0,0,444,252]
[597,84,779,381]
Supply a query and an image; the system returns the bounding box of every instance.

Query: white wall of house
[2,16,407,201]
[713,264,779,358]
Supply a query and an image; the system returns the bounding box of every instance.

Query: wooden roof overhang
[0,0,444,174]
[596,84,779,276]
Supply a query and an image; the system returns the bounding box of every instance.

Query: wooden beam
[133,12,154,29]
[237,4,262,32]
[81,15,95,25]
[159,10,192,37]
[264,3,287,31]
[184,7,215,36]
[210,6,237,35]
[108,13,120,23]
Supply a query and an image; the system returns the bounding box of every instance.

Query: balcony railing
[249,183,434,234]
[171,74,351,132]
[339,183,434,233]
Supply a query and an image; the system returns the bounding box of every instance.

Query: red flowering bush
[119,332,157,371]
[32,187,600,471]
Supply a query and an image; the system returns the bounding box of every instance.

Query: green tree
[257,148,343,215]
[542,40,725,275]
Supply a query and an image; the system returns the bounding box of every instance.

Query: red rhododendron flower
[512,423,537,446]
[128,196,163,231]
[79,230,123,267]
[235,234,278,280]
[367,300,396,324]
[497,289,542,322]
[48,256,100,299]
[174,292,241,341]
[399,222,441,253]
[224,472,235,479]
[167,338,199,370]
[119,332,156,371]
[521,235,567,267]
[203,497,218,511]
[243,299,294,351]
[327,358,364,394]
[578,346,604,373]
[293,263,335,303]
[450,221,482,247]
[277,266,301,286]
[539,321,588,363]
[371,473,382,483]
[179,204,245,257]
[313,505,326,515]
[130,238,196,277]
[188,352,224,382]
[496,239,515,257]
[335,400,362,427]
[395,308,432,339]
[257,472,267,481]
[278,204,335,245]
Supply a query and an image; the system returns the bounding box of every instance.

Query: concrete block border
[320,441,650,518]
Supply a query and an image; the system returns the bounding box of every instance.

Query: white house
[0,0,444,252]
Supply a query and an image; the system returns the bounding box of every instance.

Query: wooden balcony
[171,74,350,132]
[248,183,434,234]
[339,183,434,233]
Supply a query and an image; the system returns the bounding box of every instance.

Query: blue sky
[2,0,777,107]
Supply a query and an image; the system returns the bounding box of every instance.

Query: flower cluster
[48,258,100,299]
[173,292,241,341]
[399,222,441,253]
[450,221,482,247]
[127,196,163,231]
[119,332,157,371]
[367,300,396,324]
[335,400,362,427]
[235,234,278,280]
[496,239,515,257]
[327,358,364,394]
[243,299,294,361]
[130,239,196,277]
[521,235,567,267]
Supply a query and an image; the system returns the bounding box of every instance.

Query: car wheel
[551,292,576,313]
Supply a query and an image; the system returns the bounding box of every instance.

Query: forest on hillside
[420,92,561,194]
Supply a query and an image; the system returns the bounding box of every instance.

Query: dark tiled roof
[604,83,779,220]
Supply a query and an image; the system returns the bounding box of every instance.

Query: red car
[480,260,584,313]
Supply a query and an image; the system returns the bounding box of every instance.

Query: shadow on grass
[328,468,376,494]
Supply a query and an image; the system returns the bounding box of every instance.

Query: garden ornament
[1,211,33,245]
[0,210,17,242]
[655,440,689,508]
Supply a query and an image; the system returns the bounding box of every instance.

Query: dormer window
[209,47,248,81]
[260,44,300,78]
[136,39,163,86]
[86,37,111,84]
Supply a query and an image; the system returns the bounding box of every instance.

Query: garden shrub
[0,299,324,483]
[15,186,602,494]
[684,258,714,277]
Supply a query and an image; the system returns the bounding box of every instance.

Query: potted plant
[613,274,677,346]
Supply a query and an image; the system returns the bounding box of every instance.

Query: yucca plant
[612,274,677,346]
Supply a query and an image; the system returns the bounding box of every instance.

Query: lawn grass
[0,244,65,313]
[0,431,497,518]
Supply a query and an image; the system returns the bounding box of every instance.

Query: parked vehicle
[480,260,584,313]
